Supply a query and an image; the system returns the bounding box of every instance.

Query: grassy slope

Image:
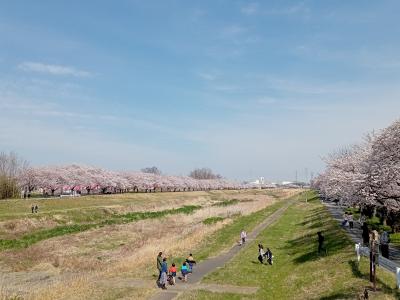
[0,190,237,221]
[154,194,290,280]
[178,191,399,300]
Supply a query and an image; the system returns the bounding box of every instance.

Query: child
[186,253,196,272]
[181,262,189,282]
[168,263,177,285]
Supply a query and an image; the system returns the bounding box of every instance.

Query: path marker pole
[396,267,400,289]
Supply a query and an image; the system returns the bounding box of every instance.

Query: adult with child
[159,258,168,290]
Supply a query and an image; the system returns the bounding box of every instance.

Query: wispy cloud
[18,62,92,77]
[197,71,218,81]
[241,2,259,15]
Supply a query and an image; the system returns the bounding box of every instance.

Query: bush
[390,233,400,246]
[203,216,224,225]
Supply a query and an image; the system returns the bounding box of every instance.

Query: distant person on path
[181,262,189,282]
[160,258,168,289]
[361,223,369,246]
[317,231,326,254]
[34,205,38,213]
[156,252,163,282]
[31,205,34,213]
[380,231,390,259]
[258,244,264,263]
[342,212,348,227]
[348,213,354,229]
[240,229,247,245]
[168,263,177,285]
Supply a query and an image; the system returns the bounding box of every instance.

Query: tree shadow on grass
[348,259,400,298]
[319,292,356,300]
[285,220,351,264]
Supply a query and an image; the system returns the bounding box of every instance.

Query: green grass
[0,205,201,250]
[194,196,291,262]
[212,199,240,207]
[203,216,225,225]
[177,191,398,300]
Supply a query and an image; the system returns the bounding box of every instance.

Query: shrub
[203,216,224,225]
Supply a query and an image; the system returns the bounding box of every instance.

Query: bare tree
[0,152,28,199]
[189,168,222,180]
[141,166,162,175]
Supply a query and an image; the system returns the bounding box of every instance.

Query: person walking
[265,248,273,265]
[342,212,348,227]
[257,244,264,263]
[240,229,247,245]
[361,223,369,246]
[34,205,39,213]
[160,258,168,289]
[317,231,326,254]
[380,231,390,259]
[31,205,34,214]
[156,252,163,283]
[348,213,354,229]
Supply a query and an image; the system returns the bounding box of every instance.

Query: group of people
[257,244,273,264]
[156,252,196,290]
[361,223,390,259]
[31,204,39,213]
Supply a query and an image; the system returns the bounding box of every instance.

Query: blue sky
[1,1,400,181]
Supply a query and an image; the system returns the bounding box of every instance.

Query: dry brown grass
[0,189,296,299]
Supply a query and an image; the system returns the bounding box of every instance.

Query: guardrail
[356,243,400,288]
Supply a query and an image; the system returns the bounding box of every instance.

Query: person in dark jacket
[265,248,273,265]
[156,252,163,283]
[362,223,369,246]
[257,244,264,263]
[317,231,326,254]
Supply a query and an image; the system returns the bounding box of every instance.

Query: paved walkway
[323,201,400,273]
[150,199,295,300]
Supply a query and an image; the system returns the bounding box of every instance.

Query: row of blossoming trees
[17,164,244,197]
[311,119,400,228]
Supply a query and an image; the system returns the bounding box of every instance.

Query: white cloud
[18,62,92,77]
[198,72,218,81]
[241,2,259,15]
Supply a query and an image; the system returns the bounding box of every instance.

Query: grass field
[178,191,399,300]
[0,189,296,300]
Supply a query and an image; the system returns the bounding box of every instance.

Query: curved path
[150,198,295,300]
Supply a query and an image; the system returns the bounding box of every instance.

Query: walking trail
[148,198,295,300]
[323,201,400,273]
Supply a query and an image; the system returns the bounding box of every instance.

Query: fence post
[355,243,361,262]
[397,267,400,289]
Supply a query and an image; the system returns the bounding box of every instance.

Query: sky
[1,0,400,182]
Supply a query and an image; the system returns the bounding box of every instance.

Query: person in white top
[240,229,247,245]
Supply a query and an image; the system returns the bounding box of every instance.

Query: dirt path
[150,199,295,300]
